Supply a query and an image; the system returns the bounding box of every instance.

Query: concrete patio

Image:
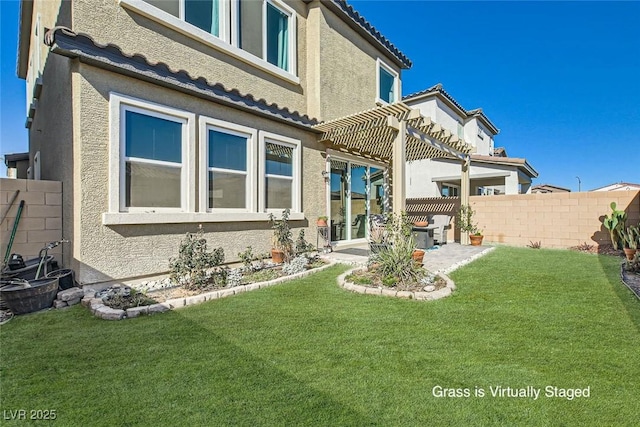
[324,243,495,274]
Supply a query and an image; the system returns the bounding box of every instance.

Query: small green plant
[238,246,255,270]
[601,202,627,249]
[269,209,295,262]
[456,204,481,235]
[282,256,309,275]
[241,268,279,284]
[103,289,156,310]
[527,241,542,249]
[621,225,639,250]
[169,225,225,290]
[382,275,398,287]
[295,230,314,254]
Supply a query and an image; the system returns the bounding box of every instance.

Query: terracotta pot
[412,249,425,265]
[414,221,428,227]
[470,235,484,246]
[623,247,636,261]
[271,249,285,264]
[317,219,328,227]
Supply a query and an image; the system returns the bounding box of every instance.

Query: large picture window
[199,118,257,212]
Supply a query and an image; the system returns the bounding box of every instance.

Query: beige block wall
[470,191,640,249]
[0,179,63,262]
[74,64,326,284]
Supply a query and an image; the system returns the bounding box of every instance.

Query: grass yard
[1,247,639,426]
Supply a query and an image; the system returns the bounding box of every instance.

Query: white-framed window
[108,93,195,214]
[259,131,301,213]
[122,0,297,81]
[198,117,257,212]
[376,58,399,104]
[142,0,228,38]
[442,184,459,197]
[457,122,464,139]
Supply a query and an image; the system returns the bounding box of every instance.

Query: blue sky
[1,0,638,190]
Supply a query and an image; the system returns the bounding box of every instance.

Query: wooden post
[460,155,470,245]
[392,119,406,215]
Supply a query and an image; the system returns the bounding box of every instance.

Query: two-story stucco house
[18,0,478,284]
[403,84,538,198]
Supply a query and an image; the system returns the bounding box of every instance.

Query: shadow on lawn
[1,305,376,426]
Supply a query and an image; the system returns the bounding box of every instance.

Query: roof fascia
[17,0,34,79]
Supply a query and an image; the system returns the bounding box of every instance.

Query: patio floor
[324,243,494,274]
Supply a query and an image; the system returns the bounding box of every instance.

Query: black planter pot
[46,269,76,290]
[0,277,58,315]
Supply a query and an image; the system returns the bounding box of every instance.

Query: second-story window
[376,59,398,104]
[135,0,297,77]
[238,0,293,71]
[144,0,223,37]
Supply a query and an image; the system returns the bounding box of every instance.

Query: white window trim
[258,131,301,214]
[198,117,258,213]
[119,0,299,84]
[376,58,400,105]
[108,93,196,215]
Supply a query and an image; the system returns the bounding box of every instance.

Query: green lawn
[1,247,639,426]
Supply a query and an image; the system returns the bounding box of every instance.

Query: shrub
[226,268,243,288]
[238,246,255,271]
[373,212,425,286]
[295,230,315,254]
[269,209,295,262]
[282,256,309,275]
[169,225,225,290]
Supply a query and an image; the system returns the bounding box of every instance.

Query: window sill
[119,0,299,85]
[102,211,306,225]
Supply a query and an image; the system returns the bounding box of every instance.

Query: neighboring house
[403,84,538,198]
[531,184,571,194]
[591,182,640,192]
[17,0,422,284]
[3,153,30,179]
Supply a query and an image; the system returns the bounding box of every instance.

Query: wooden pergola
[314,102,473,244]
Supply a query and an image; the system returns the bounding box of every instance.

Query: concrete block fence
[0,178,63,261]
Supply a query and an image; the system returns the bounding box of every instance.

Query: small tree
[269,208,295,262]
[169,225,224,289]
[456,204,480,235]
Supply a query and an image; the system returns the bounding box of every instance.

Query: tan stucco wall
[310,3,403,121]
[27,0,74,271]
[71,0,309,117]
[74,64,326,284]
[68,0,399,124]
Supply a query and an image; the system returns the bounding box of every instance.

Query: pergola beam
[405,125,467,160]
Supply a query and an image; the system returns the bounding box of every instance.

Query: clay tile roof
[44,27,319,130]
[403,84,499,135]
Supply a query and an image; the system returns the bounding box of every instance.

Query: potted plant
[269,209,294,264]
[621,225,638,261]
[412,248,425,264]
[317,216,328,227]
[456,204,483,246]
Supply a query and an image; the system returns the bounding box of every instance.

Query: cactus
[601,202,627,249]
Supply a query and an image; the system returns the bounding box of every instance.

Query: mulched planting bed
[345,268,447,293]
[621,266,640,300]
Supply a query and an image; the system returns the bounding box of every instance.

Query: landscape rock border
[337,267,457,301]
[84,261,336,320]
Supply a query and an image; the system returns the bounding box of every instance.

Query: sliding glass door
[329,158,387,243]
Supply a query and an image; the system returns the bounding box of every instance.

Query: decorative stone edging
[83,262,337,320]
[336,267,457,301]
